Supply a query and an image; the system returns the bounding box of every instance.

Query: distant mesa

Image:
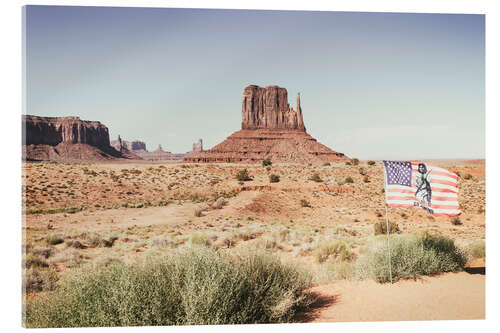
[22,115,130,162]
[111,136,203,162]
[184,85,348,164]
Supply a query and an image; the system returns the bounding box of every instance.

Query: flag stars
[384,161,412,187]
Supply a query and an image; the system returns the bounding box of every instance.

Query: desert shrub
[451,217,462,225]
[48,248,83,267]
[25,248,312,327]
[30,246,54,259]
[323,162,331,166]
[24,253,49,269]
[66,239,85,249]
[211,198,227,210]
[24,267,59,293]
[345,162,351,166]
[316,259,355,282]
[269,174,280,183]
[194,207,204,217]
[373,221,400,235]
[190,233,211,247]
[463,173,473,180]
[309,173,323,182]
[367,160,376,166]
[359,167,366,175]
[313,240,354,263]
[351,158,359,166]
[87,234,118,248]
[345,177,354,184]
[235,169,252,181]
[149,236,175,249]
[262,159,272,167]
[355,232,468,283]
[300,199,311,208]
[469,240,485,259]
[278,229,291,242]
[235,229,259,242]
[363,175,370,183]
[47,234,64,245]
[266,166,271,172]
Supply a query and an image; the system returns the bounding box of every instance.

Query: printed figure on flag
[383,160,460,217]
[415,163,432,207]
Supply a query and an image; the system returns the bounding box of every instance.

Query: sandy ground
[26,191,259,232]
[23,160,486,323]
[303,266,485,322]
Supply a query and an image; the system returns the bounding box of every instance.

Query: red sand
[305,271,485,322]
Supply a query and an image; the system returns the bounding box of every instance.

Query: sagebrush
[355,232,468,283]
[25,248,313,327]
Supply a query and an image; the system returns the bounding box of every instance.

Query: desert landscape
[21,85,485,326]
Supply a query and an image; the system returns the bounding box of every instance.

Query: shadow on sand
[465,266,485,275]
[294,292,338,322]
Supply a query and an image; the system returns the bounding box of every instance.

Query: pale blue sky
[25,6,484,159]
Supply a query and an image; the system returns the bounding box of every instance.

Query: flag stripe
[386,200,459,210]
[386,190,457,198]
[410,163,458,178]
[387,195,458,202]
[387,203,461,215]
[427,174,460,182]
[387,184,458,194]
[427,179,458,188]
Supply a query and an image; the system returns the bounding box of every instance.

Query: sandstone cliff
[242,85,305,131]
[185,85,348,164]
[22,115,128,161]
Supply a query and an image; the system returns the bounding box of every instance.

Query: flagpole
[383,162,393,284]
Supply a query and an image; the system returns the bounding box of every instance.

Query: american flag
[383,160,461,217]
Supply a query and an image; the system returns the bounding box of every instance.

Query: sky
[24,6,485,159]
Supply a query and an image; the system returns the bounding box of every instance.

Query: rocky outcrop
[185,85,348,164]
[242,85,305,131]
[192,139,203,153]
[22,115,129,161]
[110,136,147,153]
[24,115,111,148]
[112,136,203,162]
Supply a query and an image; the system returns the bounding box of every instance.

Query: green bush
[47,234,64,245]
[313,240,354,263]
[300,199,311,208]
[269,174,280,183]
[25,248,312,327]
[262,159,272,167]
[373,221,400,235]
[309,173,323,182]
[235,169,252,181]
[316,259,355,282]
[355,232,468,283]
[367,160,376,166]
[469,240,485,259]
[351,158,359,166]
[190,233,211,247]
[345,177,354,184]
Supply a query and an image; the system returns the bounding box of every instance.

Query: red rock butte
[184,85,348,164]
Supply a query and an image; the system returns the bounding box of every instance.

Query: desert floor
[22,159,485,322]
